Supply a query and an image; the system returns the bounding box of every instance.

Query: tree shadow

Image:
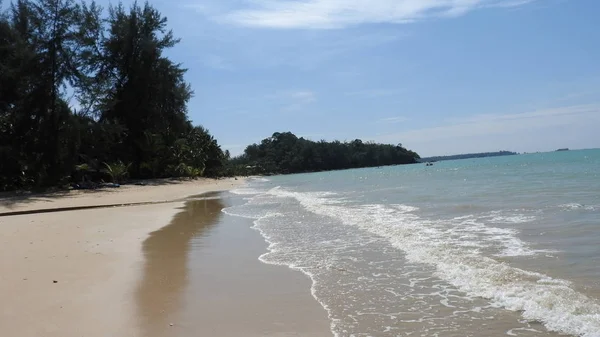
[0,188,110,210]
[135,192,225,337]
[0,178,220,210]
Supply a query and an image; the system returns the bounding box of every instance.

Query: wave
[479,210,538,224]
[229,187,265,195]
[264,188,600,337]
[222,194,341,336]
[558,203,598,211]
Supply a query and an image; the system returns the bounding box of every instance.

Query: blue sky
[100,0,599,156]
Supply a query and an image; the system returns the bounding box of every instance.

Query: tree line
[228,132,420,175]
[0,0,420,191]
[420,151,517,163]
[0,0,228,191]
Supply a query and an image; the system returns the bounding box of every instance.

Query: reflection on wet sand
[136,193,224,337]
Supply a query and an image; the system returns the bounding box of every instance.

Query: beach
[3,150,599,337]
[0,178,330,337]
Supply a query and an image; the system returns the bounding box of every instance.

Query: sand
[137,194,332,337]
[0,179,244,337]
[0,178,242,214]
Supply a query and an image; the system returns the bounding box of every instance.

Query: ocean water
[223,149,600,337]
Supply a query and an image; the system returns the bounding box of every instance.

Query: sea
[222,149,600,337]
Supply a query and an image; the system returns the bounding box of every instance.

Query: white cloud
[486,0,536,8]
[289,90,317,103]
[460,104,598,124]
[373,104,600,155]
[346,88,405,98]
[267,90,317,103]
[377,116,409,124]
[244,30,407,69]
[201,54,234,70]
[265,90,317,112]
[219,0,537,29]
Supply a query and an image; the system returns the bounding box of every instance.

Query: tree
[0,0,228,190]
[28,0,81,182]
[99,1,193,175]
[230,132,420,176]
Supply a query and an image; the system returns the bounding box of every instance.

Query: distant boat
[556,148,569,152]
[425,162,434,166]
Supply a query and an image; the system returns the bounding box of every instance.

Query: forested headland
[0,0,419,192]
[229,132,420,175]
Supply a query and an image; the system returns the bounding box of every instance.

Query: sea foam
[263,188,600,337]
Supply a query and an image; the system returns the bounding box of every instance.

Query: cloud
[289,90,317,103]
[242,30,407,69]
[201,54,234,70]
[459,104,598,124]
[373,104,600,155]
[219,0,537,29]
[265,90,317,112]
[267,90,317,102]
[346,89,405,98]
[377,116,409,124]
[486,0,536,8]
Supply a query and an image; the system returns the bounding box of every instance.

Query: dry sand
[0,178,243,337]
[0,178,241,214]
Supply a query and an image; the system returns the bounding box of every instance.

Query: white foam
[558,203,598,211]
[490,215,537,224]
[223,189,347,336]
[229,187,264,195]
[507,327,542,336]
[249,214,341,337]
[481,211,537,224]
[267,188,600,337]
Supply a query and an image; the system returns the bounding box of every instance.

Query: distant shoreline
[419,151,517,163]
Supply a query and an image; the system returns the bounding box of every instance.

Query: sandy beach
[0,178,332,337]
[0,178,254,337]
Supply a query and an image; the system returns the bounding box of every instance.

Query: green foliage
[103,161,131,183]
[228,132,420,176]
[0,0,227,191]
[1,0,416,190]
[165,163,204,178]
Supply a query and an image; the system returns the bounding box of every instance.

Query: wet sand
[136,193,332,337]
[0,179,243,337]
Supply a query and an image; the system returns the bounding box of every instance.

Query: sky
[98,0,599,156]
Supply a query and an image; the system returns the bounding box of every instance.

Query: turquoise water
[224,149,600,337]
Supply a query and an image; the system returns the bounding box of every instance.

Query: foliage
[228,132,420,176]
[0,0,417,190]
[0,0,227,191]
[103,161,131,183]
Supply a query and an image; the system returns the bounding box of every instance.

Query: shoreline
[0,178,244,337]
[135,194,332,336]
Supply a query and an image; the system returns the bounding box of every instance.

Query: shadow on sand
[0,178,214,210]
[135,192,225,337]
